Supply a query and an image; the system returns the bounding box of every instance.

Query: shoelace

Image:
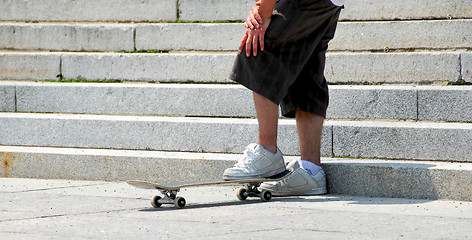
[234,148,256,168]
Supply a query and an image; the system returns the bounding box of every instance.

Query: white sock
[300,160,322,175]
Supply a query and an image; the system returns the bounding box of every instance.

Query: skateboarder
[223,0,345,196]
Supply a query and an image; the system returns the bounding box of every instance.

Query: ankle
[300,160,322,175]
[259,143,277,154]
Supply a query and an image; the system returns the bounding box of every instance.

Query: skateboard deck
[127,170,291,208]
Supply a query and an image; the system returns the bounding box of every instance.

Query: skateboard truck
[152,189,186,208]
[237,183,272,202]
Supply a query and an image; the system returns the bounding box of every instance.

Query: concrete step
[0,23,135,52]
[341,0,471,21]
[0,112,471,162]
[1,82,471,122]
[329,85,472,122]
[1,0,469,22]
[0,112,321,156]
[0,0,177,22]
[0,52,61,81]
[136,20,472,52]
[331,20,472,51]
[180,0,472,22]
[2,51,468,84]
[1,82,256,117]
[1,20,470,52]
[1,145,471,201]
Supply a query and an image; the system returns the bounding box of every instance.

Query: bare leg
[253,92,279,153]
[295,110,324,166]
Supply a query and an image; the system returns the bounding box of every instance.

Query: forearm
[258,0,276,19]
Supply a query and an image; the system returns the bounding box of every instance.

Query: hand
[238,17,271,57]
[244,3,263,30]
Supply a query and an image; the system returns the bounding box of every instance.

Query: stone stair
[1,0,471,201]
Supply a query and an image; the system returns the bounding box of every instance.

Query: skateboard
[127,170,291,208]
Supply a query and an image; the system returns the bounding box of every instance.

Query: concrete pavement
[1,177,471,239]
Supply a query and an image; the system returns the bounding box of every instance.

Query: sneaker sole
[266,188,327,197]
[223,166,287,180]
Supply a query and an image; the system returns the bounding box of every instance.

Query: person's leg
[260,109,327,196]
[295,109,324,166]
[222,92,285,180]
[253,92,279,154]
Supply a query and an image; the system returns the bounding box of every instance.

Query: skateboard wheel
[174,197,186,208]
[237,188,248,200]
[151,195,162,208]
[260,190,272,202]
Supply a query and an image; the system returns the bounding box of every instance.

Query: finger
[250,18,260,29]
[245,16,254,30]
[246,33,252,57]
[259,32,264,52]
[252,32,258,57]
[254,8,263,25]
[239,31,248,54]
[250,7,262,28]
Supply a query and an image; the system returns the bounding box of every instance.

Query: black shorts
[229,0,342,118]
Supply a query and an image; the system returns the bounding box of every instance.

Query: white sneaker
[260,160,327,196]
[223,144,286,180]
